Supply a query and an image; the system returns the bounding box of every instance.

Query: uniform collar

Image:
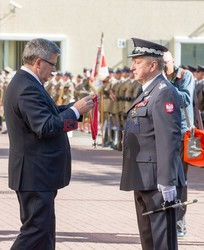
[128,74,165,112]
[142,73,161,92]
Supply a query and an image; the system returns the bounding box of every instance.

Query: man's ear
[35,58,41,69]
[150,60,157,72]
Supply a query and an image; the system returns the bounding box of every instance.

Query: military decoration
[165,102,174,113]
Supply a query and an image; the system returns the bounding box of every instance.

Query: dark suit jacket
[120,74,185,191]
[4,69,78,191]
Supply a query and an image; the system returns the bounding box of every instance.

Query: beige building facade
[0,0,204,76]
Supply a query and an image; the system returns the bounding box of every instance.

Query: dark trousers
[11,191,57,250]
[134,190,178,250]
[177,142,188,222]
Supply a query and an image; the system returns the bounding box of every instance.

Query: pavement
[0,129,204,250]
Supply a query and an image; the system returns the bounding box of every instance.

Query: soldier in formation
[187,65,204,125]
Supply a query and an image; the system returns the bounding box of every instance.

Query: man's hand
[158,184,177,202]
[73,94,96,115]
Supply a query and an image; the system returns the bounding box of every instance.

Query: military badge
[135,99,149,108]
[165,102,174,113]
[159,82,167,90]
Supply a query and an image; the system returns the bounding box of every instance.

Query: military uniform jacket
[4,69,78,191]
[120,74,185,191]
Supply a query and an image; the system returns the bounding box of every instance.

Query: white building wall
[0,0,204,75]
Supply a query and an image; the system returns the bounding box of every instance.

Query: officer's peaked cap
[122,66,130,73]
[115,68,122,74]
[197,65,204,72]
[187,65,197,72]
[56,71,63,76]
[108,68,114,74]
[77,74,83,79]
[4,66,13,73]
[128,38,168,58]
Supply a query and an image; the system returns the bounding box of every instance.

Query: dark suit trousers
[177,141,188,221]
[11,191,57,250]
[134,190,178,250]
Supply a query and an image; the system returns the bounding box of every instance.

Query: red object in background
[184,128,204,167]
[90,96,98,147]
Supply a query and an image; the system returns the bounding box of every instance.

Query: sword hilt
[142,199,198,216]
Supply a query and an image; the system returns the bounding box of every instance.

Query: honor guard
[124,70,140,116]
[109,68,123,150]
[50,72,63,104]
[57,72,74,105]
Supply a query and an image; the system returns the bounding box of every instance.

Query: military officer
[187,65,197,80]
[120,38,185,250]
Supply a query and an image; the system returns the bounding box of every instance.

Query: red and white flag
[89,33,109,147]
[98,46,109,81]
[91,34,109,88]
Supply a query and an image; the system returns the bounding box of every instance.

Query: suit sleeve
[152,87,182,186]
[18,85,78,138]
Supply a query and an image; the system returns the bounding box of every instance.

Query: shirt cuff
[70,106,80,120]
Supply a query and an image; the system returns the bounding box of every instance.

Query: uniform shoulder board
[159,81,167,90]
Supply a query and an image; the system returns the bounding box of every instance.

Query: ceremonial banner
[91,33,109,89]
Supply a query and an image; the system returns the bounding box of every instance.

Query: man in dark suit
[4,38,95,250]
[120,38,185,250]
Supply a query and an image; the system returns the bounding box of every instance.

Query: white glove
[157,184,177,202]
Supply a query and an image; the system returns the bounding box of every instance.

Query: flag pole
[99,32,104,144]
[90,32,108,146]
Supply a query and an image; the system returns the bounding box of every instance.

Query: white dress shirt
[142,73,161,92]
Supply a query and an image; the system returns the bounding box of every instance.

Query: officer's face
[131,57,155,84]
[196,71,203,80]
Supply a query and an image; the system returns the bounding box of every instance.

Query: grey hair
[154,56,165,70]
[147,56,164,70]
[22,38,61,65]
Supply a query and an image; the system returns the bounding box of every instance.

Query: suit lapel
[128,74,164,112]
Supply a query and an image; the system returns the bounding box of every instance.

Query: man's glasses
[40,58,56,68]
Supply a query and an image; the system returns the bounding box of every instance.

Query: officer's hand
[157,184,177,202]
[73,94,96,115]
